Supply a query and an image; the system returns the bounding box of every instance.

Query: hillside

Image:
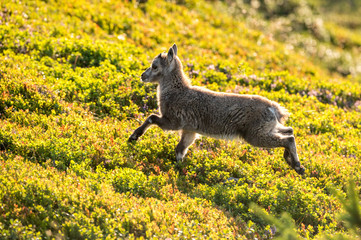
[1,0,361,239]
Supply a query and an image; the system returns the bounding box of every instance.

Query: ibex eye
[152,65,157,70]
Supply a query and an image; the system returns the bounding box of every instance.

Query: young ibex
[129,44,305,175]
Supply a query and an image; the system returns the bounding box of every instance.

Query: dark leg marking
[277,126,294,135]
[128,114,173,142]
[175,131,196,161]
[283,136,305,175]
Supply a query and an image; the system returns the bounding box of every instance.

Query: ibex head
[141,43,179,83]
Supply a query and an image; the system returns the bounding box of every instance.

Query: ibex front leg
[175,131,196,161]
[128,114,173,142]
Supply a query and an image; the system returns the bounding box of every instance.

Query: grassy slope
[0,0,361,239]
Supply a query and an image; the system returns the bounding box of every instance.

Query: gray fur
[130,44,305,175]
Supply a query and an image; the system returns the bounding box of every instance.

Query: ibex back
[129,44,305,175]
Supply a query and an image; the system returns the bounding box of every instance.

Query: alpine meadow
[1,0,361,239]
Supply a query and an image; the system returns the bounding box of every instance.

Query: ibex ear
[167,47,174,63]
[172,43,177,56]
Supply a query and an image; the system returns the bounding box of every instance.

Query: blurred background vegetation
[209,0,361,79]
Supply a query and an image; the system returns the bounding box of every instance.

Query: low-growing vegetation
[0,0,361,239]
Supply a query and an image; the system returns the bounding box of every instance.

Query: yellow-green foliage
[0,0,361,239]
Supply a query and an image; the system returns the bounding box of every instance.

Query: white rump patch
[268,107,276,115]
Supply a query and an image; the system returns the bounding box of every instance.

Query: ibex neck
[159,69,190,93]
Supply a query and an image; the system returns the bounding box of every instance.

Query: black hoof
[295,165,305,175]
[128,134,139,142]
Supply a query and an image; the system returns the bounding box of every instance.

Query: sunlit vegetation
[0,0,361,238]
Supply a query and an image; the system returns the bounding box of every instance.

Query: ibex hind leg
[175,131,197,161]
[271,125,305,175]
[277,126,294,135]
[282,135,305,175]
[247,130,305,175]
